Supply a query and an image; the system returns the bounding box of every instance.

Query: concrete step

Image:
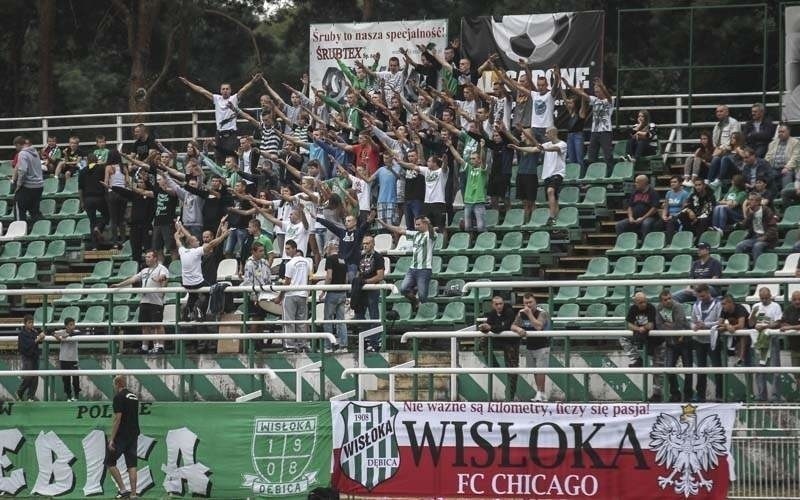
[387,351,454,366]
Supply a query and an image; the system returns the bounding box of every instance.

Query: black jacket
[18,328,41,359]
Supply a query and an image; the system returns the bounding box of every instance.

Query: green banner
[0,401,332,499]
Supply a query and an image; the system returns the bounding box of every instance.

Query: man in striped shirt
[378,216,436,310]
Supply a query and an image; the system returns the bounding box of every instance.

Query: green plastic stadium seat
[57,306,81,325]
[0,180,12,200]
[607,232,637,256]
[613,140,629,159]
[608,256,637,279]
[522,208,551,230]
[426,279,439,301]
[578,257,609,280]
[55,177,79,198]
[634,232,665,255]
[39,199,56,217]
[466,278,493,302]
[726,283,750,301]
[494,208,524,231]
[723,254,750,276]
[607,162,634,183]
[18,241,45,262]
[41,177,59,197]
[447,211,464,231]
[167,259,182,283]
[43,240,66,261]
[0,242,21,263]
[385,280,405,302]
[77,283,108,306]
[557,186,580,206]
[556,303,580,319]
[33,307,54,326]
[563,163,581,183]
[663,254,692,278]
[577,186,607,208]
[431,256,442,275]
[747,253,778,277]
[112,305,131,324]
[607,285,632,303]
[7,262,36,285]
[495,232,523,254]
[50,219,76,240]
[553,286,580,304]
[0,263,16,282]
[520,231,550,255]
[433,302,466,326]
[0,162,12,180]
[465,255,496,279]
[54,283,82,306]
[24,220,51,241]
[698,230,721,249]
[585,303,608,318]
[406,302,439,326]
[82,305,106,324]
[52,198,82,220]
[82,260,113,284]
[483,209,500,229]
[641,284,664,301]
[112,240,133,262]
[776,229,800,254]
[387,256,411,280]
[72,218,91,238]
[466,231,497,256]
[638,255,665,278]
[495,255,522,277]
[779,205,800,230]
[554,207,579,228]
[663,231,694,255]
[577,286,608,305]
[439,255,469,279]
[439,233,470,256]
[719,230,747,255]
[110,260,140,282]
[581,163,607,183]
[0,200,10,222]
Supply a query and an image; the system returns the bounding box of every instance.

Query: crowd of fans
[7,37,800,403]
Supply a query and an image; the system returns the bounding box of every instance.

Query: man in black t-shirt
[125,124,159,161]
[622,292,657,368]
[106,376,140,499]
[352,235,385,352]
[511,293,550,402]
[322,240,348,352]
[479,295,522,401]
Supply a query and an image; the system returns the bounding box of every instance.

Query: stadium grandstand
[0,4,796,499]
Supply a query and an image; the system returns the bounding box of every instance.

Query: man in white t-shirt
[178,73,261,159]
[345,165,373,223]
[263,207,310,260]
[111,250,169,354]
[277,239,310,352]
[174,219,230,351]
[511,127,567,225]
[395,155,448,231]
[749,287,783,401]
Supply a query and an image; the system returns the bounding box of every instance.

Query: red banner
[331,402,739,499]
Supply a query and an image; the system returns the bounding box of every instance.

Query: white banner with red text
[331,401,739,499]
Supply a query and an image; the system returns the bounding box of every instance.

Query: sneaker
[324,346,335,354]
[365,345,376,353]
[709,179,721,189]
[545,217,556,226]
[404,294,419,312]
[629,359,643,368]
[282,346,298,353]
[336,347,349,353]
[115,491,131,499]
[531,391,546,402]
[137,347,150,355]
[711,226,724,234]
[148,347,165,355]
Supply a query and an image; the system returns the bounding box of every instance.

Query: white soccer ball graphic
[491,14,573,65]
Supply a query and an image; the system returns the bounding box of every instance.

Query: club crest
[338,402,400,490]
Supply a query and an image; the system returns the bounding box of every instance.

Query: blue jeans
[711,205,742,230]
[404,199,424,230]
[323,291,347,348]
[400,268,432,303]
[224,228,248,257]
[354,290,380,349]
[707,155,738,182]
[464,203,486,231]
[735,237,771,261]
[566,131,584,165]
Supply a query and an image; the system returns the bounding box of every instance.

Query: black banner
[460,12,605,88]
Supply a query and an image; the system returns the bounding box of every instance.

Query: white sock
[141,342,149,351]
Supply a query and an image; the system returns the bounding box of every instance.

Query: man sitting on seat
[616,175,660,238]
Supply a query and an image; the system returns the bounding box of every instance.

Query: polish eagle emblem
[649,404,728,497]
